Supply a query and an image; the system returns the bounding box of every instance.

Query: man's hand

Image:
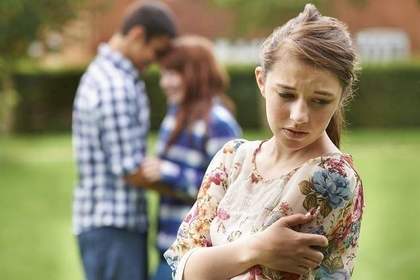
[124,157,161,186]
[123,159,195,204]
[141,156,162,183]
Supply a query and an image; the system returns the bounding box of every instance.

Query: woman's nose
[289,99,309,124]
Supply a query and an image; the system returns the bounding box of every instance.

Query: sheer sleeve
[275,155,365,279]
[163,139,245,279]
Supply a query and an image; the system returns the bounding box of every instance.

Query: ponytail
[326,109,343,148]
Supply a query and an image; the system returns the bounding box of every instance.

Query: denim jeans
[152,258,173,280]
[77,227,148,280]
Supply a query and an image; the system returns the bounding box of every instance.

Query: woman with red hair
[142,36,242,280]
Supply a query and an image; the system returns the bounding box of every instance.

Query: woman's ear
[255,66,266,98]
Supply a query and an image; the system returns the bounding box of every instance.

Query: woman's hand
[141,157,162,183]
[247,210,328,275]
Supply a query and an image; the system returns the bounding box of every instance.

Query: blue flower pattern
[315,266,351,280]
[312,170,353,208]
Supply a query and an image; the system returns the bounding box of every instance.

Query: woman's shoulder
[294,152,363,215]
[205,104,241,137]
[209,104,237,125]
[306,153,360,180]
[220,138,262,155]
[298,153,362,189]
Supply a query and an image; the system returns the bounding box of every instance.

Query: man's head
[117,1,177,71]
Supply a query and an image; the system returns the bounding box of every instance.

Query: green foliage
[10,62,420,133]
[13,68,82,132]
[226,65,261,128]
[0,0,81,60]
[210,0,330,35]
[11,65,262,132]
[0,0,84,134]
[347,63,420,128]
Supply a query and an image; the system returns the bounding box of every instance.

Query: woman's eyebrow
[314,90,335,97]
[275,84,335,97]
[275,83,296,90]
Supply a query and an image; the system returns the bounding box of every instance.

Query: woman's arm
[279,156,365,279]
[164,140,245,278]
[312,170,364,279]
[164,140,329,280]
[183,212,327,280]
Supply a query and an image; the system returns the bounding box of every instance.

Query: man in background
[72,1,177,279]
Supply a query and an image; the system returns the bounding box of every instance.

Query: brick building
[54,0,420,65]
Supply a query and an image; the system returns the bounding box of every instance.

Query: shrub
[11,62,420,133]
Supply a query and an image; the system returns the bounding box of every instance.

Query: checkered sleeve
[98,82,148,177]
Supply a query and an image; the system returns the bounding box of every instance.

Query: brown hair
[160,36,234,149]
[121,1,177,41]
[260,4,359,147]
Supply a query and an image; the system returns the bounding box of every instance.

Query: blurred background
[0,0,419,279]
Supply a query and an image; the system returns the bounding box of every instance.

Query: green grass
[0,130,419,280]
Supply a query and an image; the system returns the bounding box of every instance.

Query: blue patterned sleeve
[205,106,242,157]
[159,160,206,196]
[159,105,241,196]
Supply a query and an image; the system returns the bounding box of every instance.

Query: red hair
[160,36,234,149]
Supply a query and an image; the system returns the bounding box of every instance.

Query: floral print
[315,266,350,280]
[164,140,364,280]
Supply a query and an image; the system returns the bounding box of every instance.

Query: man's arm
[124,170,195,204]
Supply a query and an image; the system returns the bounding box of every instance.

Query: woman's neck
[260,132,339,173]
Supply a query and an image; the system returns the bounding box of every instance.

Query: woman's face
[256,54,342,151]
[159,69,185,105]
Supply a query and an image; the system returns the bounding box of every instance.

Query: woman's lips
[282,128,309,139]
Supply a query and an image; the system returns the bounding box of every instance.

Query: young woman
[164,4,364,280]
[141,36,242,280]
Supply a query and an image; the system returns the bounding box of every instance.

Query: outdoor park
[1,0,420,280]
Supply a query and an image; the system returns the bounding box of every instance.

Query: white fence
[355,28,410,63]
[213,28,412,65]
[214,39,263,65]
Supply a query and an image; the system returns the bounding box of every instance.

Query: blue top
[155,101,241,253]
[72,44,149,234]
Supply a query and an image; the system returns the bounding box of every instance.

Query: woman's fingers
[301,256,321,269]
[301,232,328,248]
[277,213,313,228]
[302,249,324,265]
[296,265,310,275]
[276,207,320,228]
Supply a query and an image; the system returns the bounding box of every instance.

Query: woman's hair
[160,35,235,149]
[259,4,359,147]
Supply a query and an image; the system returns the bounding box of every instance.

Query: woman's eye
[278,92,295,99]
[312,98,330,105]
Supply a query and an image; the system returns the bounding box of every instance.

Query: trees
[210,0,330,36]
[0,0,83,133]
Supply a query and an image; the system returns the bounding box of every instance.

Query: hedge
[347,63,420,128]
[11,62,420,133]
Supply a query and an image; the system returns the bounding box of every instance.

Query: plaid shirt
[155,102,241,253]
[72,44,149,235]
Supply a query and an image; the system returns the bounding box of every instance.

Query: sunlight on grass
[1,129,419,280]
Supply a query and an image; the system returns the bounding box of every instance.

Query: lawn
[0,129,419,280]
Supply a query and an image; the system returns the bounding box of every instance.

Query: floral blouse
[164,139,365,280]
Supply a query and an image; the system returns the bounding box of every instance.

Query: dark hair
[160,36,234,150]
[260,4,359,147]
[121,1,177,41]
